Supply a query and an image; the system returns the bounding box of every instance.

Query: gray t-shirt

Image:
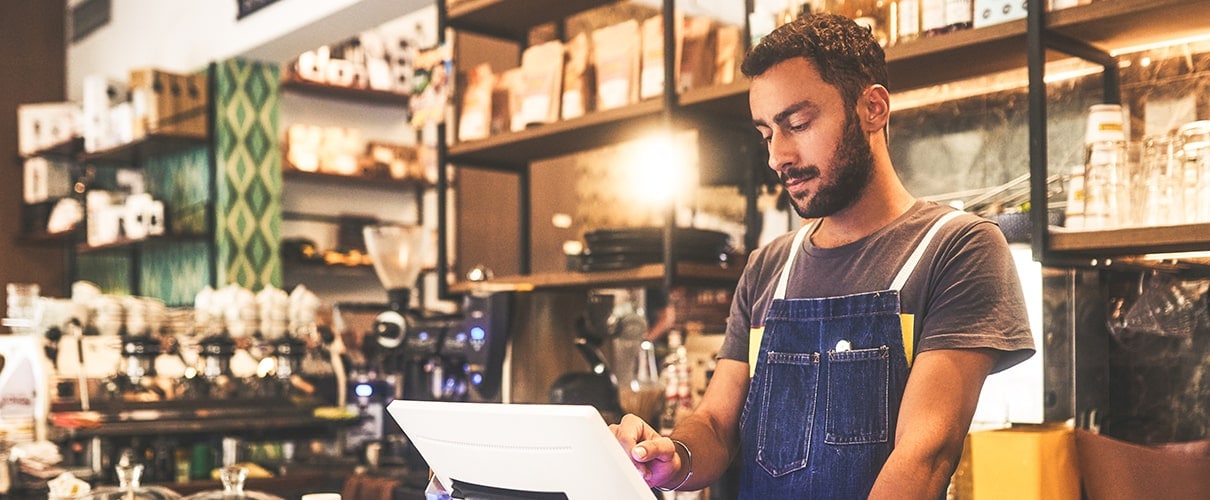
[719,200,1035,373]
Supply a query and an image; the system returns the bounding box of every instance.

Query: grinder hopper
[363,223,427,313]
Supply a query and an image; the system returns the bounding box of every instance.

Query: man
[612,13,1035,499]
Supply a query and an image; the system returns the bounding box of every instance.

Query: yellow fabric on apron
[748,314,914,377]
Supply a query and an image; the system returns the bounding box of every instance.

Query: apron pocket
[825,346,890,445]
[755,350,819,477]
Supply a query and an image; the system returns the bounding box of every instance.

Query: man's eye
[789,122,808,132]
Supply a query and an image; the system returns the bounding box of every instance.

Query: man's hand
[610,414,683,488]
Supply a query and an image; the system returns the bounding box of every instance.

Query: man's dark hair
[741,13,888,112]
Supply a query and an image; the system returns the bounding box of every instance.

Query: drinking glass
[4,283,42,334]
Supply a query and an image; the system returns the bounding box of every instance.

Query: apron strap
[773,221,816,300]
[889,209,964,292]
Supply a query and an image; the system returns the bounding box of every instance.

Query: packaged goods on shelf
[516,40,564,130]
[973,0,1027,28]
[128,68,209,139]
[561,32,592,120]
[592,19,641,111]
[714,25,742,86]
[492,68,523,135]
[409,44,451,128]
[458,63,494,141]
[640,14,679,100]
[285,124,323,173]
[366,141,425,181]
[22,157,73,204]
[319,127,362,176]
[679,17,717,92]
[82,75,131,152]
[1048,0,1093,11]
[16,102,80,156]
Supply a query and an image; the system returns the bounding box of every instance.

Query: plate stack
[580,227,731,271]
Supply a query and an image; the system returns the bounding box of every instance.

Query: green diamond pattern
[215,58,281,291]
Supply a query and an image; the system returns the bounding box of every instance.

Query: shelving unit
[442,0,1210,292]
[1026,0,1210,263]
[280,76,411,106]
[440,0,758,294]
[277,61,435,306]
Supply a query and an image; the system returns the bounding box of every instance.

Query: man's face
[749,58,874,219]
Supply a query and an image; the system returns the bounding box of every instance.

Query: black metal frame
[1027,0,1120,263]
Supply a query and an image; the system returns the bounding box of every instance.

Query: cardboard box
[128,69,208,139]
[969,425,1079,500]
[129,68,174,139]
[166,71,209,138]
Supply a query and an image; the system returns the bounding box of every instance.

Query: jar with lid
[1140,133,1184,226]
[827,0,891,46]
[1177,120,1210,223]
[74,461,182,499]
[180,465,284,500]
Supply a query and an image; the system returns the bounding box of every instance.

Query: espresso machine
[358,223,512,470]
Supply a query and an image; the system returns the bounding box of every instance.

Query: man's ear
[859,84,891,133]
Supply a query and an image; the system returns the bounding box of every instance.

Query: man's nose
[767,132,794,173]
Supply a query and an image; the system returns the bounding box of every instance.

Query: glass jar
[180,466,284,500]
[1177,120,1210,223]
[74,462,182,500]
[1083,140,1128,229]
[1140,133,1183,226]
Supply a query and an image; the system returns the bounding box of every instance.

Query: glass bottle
[828,0,890,46]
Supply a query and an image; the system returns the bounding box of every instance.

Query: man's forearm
[666,410,739,491]
[869,447,957,499]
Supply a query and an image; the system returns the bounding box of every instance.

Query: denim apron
[739,210,961,499]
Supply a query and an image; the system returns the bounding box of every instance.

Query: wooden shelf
[1048,0,1210,55]
[77,232,210,254]
[446,0,617,41]
[283,169,430,189]
[280,77,410,106]
[447,1,1210,168]
[447,99,665,168]
[19,229,78,245]
[1049,223,1210,256]
[886,0,1210,91]
[19,137,83,160]
[81,132,209,165]
[448,261,742,293]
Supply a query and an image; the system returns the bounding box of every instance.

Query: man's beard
[780,114,875,219]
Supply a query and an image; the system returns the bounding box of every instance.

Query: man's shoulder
[908,202,998,240]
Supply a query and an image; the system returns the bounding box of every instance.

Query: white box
[974,0,1027,29]
[17,102,80,156]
